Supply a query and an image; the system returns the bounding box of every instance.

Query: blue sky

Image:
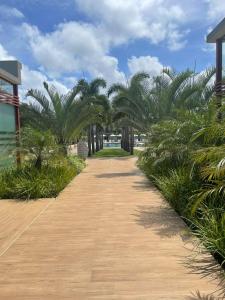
[0,0,224,99]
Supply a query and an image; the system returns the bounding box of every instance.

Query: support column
[13,84,21,166]
[216,39,223,121]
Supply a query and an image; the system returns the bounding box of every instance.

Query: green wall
[0,103,16,168]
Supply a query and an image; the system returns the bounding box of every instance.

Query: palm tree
[149,68,215,119]
[109,72,150,154]
[20,127,57,169]
[22,82,92,154]
[76,78,109,156]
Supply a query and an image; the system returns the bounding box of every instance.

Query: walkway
[0,157,220,299]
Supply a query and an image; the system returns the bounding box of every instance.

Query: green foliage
[22,82,94,151]
[191,208,225,263]
[190,122,225,213]
[0,156,85,200]
[154,167,199,215]
[138,119,200,177]
[20,127,58,169]
[93,148,130,157]
[133,67,225,273]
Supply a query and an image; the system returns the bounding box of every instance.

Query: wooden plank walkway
[0,157,221,299]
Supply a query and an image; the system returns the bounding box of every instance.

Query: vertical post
[13,84,21,166]
[91,124,95,154]
[96,125,100,152]
[130,127,134,155]
[216,39,223,121]
[88,125,92,157]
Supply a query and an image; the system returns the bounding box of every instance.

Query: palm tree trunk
[124,126,130,152]
[121,127,125,150]
[100,131,104,149]
[59,137,68,156]
[91,124,95,154]
[96,126,100,152]
[35,153,42,170]
[88,126,92,157]
[130,127,134,155]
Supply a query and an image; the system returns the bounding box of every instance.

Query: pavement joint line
[0,198,55,258]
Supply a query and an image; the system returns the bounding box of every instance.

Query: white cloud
[128,56,165,77]
[0,43,69,102]
[21,0,190,87]
[22,22,125,85]
[74,0,189,50]
[21,66,69,101]
[205,0,225,22]
[167,27,189,51]
[0,44,14,60]
[2,0,219,93]
[0,5,24,19]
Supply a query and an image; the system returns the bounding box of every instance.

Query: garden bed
[0,156,85,200]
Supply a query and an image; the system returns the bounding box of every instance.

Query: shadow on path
[133,205,186,238]
[185,248,225,298]
[95,172,139,178]
[132,179,155,191]
[134,205,224,298]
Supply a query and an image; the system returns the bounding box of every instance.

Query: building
[207,18,225,98]
[0,60,22,167]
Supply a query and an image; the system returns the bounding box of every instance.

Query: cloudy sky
[0,0,224,99]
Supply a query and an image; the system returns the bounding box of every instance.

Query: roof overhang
[0,61,22,85]
[207,18,225,43]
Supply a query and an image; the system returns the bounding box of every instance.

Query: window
[0,78,13,95]
[223,42,225,78]
[0,103,16,167]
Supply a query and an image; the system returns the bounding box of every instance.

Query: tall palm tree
[109,68,215,135]
[22,82,92,154]
[109,72,150,154]
[149,68,215,119]
[76,78,109,156]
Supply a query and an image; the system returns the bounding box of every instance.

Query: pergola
[207,18,225,97]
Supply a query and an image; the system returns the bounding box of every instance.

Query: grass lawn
[93,148,130,157]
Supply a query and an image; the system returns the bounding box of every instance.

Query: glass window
[223,42,225,78]
[0,78,13,95]
[0,103,16,132]
[0,103,16,168]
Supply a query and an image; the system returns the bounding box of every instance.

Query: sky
[0,0,224,100]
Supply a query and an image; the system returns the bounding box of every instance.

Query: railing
[215,81,225,97]
[0,92,19,107]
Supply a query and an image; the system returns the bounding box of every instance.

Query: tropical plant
[76,78,110,155]
[155,167,199,215]
[189,117,225,213]
[109,72,150,154]
[0,156,85,199]
[190,207,225,266]
[149,67,215,119]
[22,82,92,154]
[19,127,58,169]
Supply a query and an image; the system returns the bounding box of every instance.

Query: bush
[191,208,225,263]
[154,167,200,215]
[0,156,85,200]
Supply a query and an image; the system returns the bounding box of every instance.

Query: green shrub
[20,127,59,169]
[0,156,85,200]
[154,167,200,215]
[191,208,225,263]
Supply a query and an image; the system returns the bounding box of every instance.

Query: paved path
[0,157,221,299]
